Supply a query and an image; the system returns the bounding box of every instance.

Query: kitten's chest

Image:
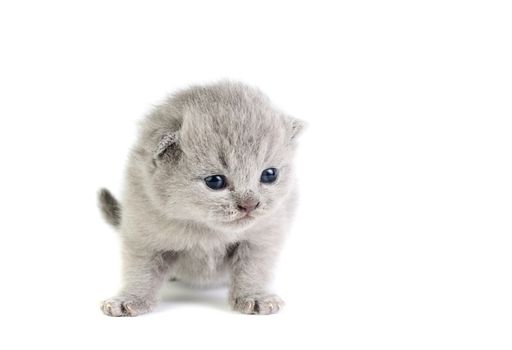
[170,244,231,287]
[156,220,244,251]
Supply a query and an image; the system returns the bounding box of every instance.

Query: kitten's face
[147,85,302,233]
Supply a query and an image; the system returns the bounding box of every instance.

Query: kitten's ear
[153,131,180,164]
[288,116,306,141]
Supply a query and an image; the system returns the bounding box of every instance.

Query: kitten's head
[144,82,303,232]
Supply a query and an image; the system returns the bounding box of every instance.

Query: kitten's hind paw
[231,294,284,315]
[101,296,154,317]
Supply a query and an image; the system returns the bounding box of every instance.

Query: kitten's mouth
[217,211,260,227]
[228,213,256,224]
[235,215,253,222]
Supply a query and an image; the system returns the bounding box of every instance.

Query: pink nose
[237,199,260,213]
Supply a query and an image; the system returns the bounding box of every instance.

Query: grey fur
[98,188,121,228]
[100,81,303,316]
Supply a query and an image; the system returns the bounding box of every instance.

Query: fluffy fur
[99,81,303,316]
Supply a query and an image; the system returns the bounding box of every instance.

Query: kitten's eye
[260,168,278,184]
[204,175,227,190]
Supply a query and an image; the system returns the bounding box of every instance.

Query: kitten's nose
[237,199,260,213]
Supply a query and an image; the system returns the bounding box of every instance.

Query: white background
[0,1,510,349]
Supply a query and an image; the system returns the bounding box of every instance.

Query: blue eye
[204,175,227,190]
[260,168,278,183]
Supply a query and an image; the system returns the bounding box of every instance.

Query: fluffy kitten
[99,81,303,316]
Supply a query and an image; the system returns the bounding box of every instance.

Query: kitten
[99,81,303,316]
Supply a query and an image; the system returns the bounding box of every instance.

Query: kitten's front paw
[231,294,284,315]
[101,296,154,317]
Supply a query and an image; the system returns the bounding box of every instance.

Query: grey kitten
[99,81,303,316]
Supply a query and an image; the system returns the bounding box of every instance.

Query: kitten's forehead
[179,85,289,170]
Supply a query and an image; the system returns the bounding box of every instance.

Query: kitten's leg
[101,249,174,317]
[228,241,284,315]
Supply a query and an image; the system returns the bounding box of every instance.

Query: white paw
[231,294,284,315]
[101,296,154,317]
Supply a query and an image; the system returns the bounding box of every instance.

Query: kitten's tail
[98,188,121,228]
